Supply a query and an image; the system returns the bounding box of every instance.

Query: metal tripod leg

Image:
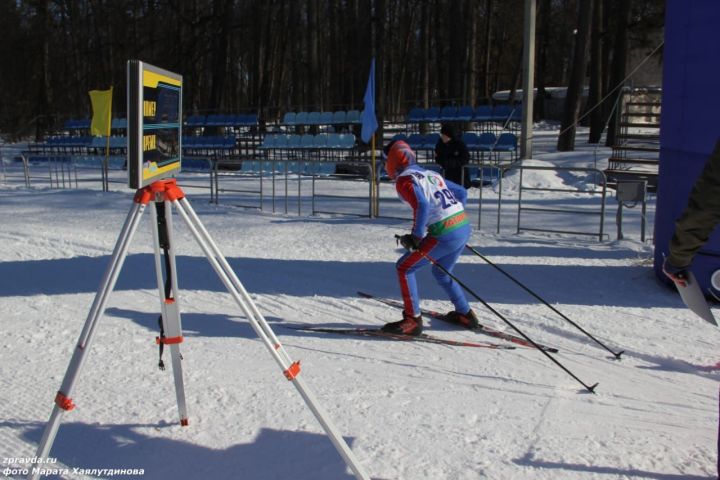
[150,200,189,426]
[28,201,148,480]
[171,196,370,480]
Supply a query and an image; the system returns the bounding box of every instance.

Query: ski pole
[465,244,624,359]
[396,236,598,394]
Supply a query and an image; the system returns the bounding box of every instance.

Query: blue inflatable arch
[654,0,720,294]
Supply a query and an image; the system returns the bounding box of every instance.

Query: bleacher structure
[406,104,521,131]
[604,88,661,191]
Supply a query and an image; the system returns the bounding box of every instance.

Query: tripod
[29,179,370,480]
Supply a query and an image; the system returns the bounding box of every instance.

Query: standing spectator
[661,138,720,479]
[435,123,471,188]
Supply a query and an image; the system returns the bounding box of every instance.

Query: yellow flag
[89,87,113,136]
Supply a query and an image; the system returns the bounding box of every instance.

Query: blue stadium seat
[282,112,297,125]
[205,114,224,126]
[456,106,474,121]
[318,162,336,175]
[273,134,289,149]
[259,135,275,149]
[315,133,329,148]
[186,115,206,127]
[422,133,440,150]
[407,108,425,123]
[241,160,260,173]
[306,111,321,125]
[406,133,424,150]
[184,158,212,171]
[337,133,356,149]
[285,134,302,149]
[241,113,258,125]
[331,111,347,124]
[109,136,127,149]
[295,112,309,125]
[494,133,517,152]
[492,105,513,122]
[318,112,334,125]
[111,118,127,130]
[300,134,316,149]
[473,105,493,122]
[424,107,441,122]
[325,133,341,149]
[345,110,361,124]
[439,106,458,121]
[477,132,497,151]
[461,132,479,150]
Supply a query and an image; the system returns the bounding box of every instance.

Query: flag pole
[103,88,113,192]
[371,134,377,217]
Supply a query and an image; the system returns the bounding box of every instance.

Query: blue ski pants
[396,224,471,317]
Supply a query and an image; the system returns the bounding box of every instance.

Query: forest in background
[0,0,664,140]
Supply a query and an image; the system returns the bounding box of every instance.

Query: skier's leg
[396,237,437,316]
[430,225,471,313]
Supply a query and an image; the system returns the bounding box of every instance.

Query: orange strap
[155,336,183,345]
[55,391,75,411]
[283,361,301,380]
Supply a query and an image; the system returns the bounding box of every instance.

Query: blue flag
[360,58,378,144]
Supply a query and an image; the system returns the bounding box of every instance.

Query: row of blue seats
[183,136,236,149]
[185,114,258,128]
[240,160,337,176]
[282,110,361,126]
[392,132,518,152]
[64,115,258,131]
[39,136,127,148]
[407,105,522,123]
[64,119,129,130]
[260,133,357,150]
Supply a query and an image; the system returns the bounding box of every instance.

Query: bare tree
[588,0,604,143]
[557,0,593,152]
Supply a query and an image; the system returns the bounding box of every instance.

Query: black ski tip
[357,291,372,298]
[547,347,560,354]
[586,383,599,394]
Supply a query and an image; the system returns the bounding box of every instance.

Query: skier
[380,139,479,336]
[661,138,720,479]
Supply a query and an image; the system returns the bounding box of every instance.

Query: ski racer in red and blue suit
[380,140,480,336]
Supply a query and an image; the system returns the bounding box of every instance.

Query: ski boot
[381,311,423,336]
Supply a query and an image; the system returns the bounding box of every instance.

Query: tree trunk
[482,0,493,101]
[605,0,632,147]
[421,0,431,107]
[588,0,604,143]
[557,0,593,152]
[465,0,479,106]
[534,0,552,121]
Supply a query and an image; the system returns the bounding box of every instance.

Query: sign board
[127,60,183,189]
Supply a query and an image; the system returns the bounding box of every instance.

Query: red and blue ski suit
[394,164,472,317]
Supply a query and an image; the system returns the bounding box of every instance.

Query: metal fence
[5,152,633,243]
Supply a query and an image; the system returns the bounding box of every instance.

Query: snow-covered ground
[0,128,717,480]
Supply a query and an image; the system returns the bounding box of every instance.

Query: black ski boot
[445,309,479,329]
[381,311,423,336]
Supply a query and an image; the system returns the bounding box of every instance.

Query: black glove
[662,258,689,288]
[396,234,421,251]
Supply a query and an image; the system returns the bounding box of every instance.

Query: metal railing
[508,165,608,241]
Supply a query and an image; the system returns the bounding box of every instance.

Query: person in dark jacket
[661,138,720,480]
[435,123,471,188]
[663,139,720,285]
